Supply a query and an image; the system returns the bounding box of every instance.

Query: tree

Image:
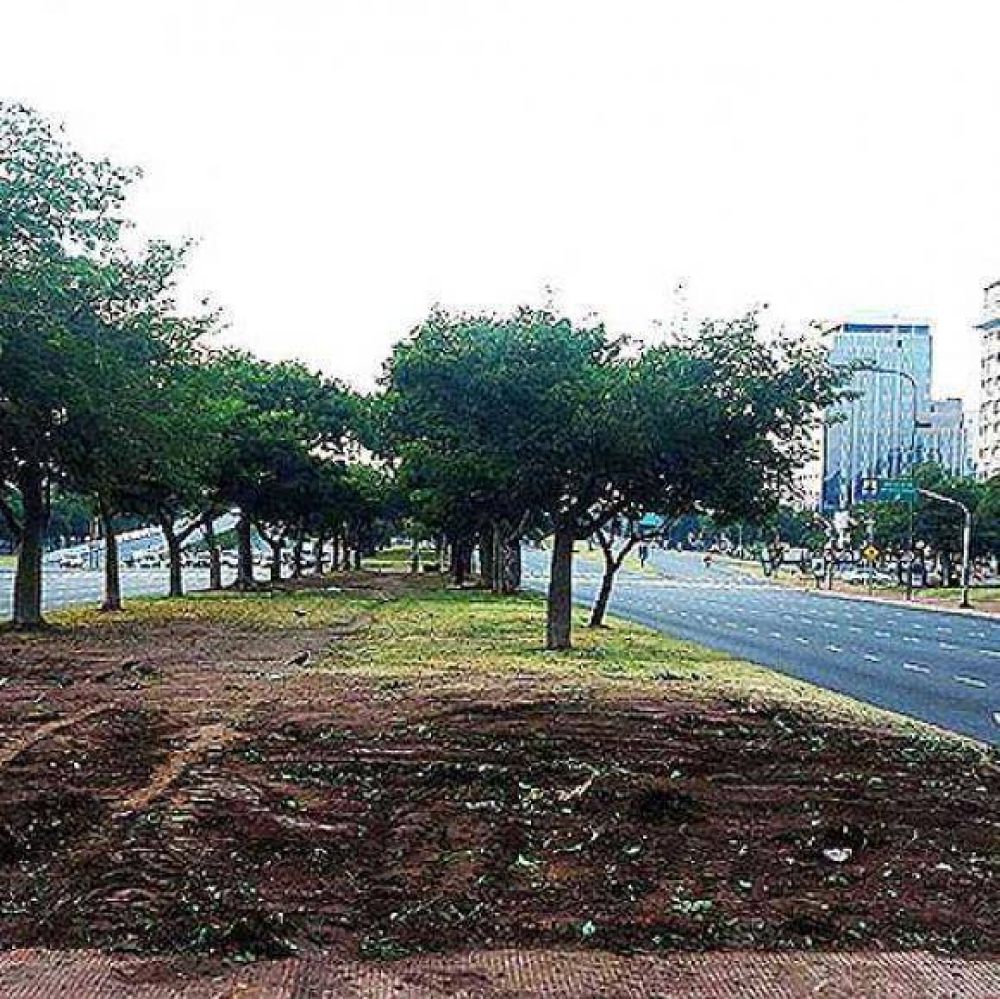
[0,103,138,625]
[55,241,215,611]
[583,316,844,626]
[211,353,354,589]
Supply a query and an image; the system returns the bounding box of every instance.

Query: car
[58,553,86,570]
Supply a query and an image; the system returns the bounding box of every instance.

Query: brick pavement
[0,948,997,998]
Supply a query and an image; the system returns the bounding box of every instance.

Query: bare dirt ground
[0,575,996,994]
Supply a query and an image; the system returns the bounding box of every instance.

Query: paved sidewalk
[0,948,997,998]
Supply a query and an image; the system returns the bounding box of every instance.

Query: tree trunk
[160,516,184,598]
[235,509,254,589]
[501,537,522,594]
[588,534,637,628]
[589,550,616,629]
[546,527,575,650]
[492,522,503,593]
[99,500,122,612]
[452,535,469,587]
[314,532,325,576]
[330,531,340,571]
[204,512,222,591]
[353,543,362,570]
[11,464,45,628]
[292,531,304,578]
[409,535,421,575]
[479,530,494,587]
[268,537,283,583]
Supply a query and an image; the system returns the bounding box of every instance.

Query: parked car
[58,553,86,570]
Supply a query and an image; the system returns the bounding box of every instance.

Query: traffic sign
[862,544,879,563]
[877,478,917,502]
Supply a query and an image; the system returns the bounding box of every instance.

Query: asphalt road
[524,547,1000,745]
[0,567,221,618]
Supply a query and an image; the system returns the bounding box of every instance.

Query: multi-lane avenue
[525,547,1000,745]
[0,568,215,618]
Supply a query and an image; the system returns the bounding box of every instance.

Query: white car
[58,553,86,570]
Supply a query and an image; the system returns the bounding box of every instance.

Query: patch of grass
[45,576,957,741]
[49,586,381,632]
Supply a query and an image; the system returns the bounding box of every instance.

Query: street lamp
[919,487,974,609]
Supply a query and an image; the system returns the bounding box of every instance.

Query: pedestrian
[638,542,649,568]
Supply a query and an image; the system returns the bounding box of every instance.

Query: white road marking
[848,626,862,634]
[981,649,1000,659]
[939,642,958,651]
[745,626,758,634]
[874,630,890,638]
[902,636,919,643]
[937,626,952,633]
[903,662,930,674]
[954,675,987,689]
[864,654,881,663]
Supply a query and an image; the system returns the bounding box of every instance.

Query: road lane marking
[902,636,919,643]
[954,675,987,689]
[981,650,1000,659]
[903,662,930,674]
[874,630,891,638]
[863,654,881,663]
[848,626,862,634]
[939,642,958,651]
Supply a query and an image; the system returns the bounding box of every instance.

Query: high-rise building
[918,398,973,477]
[821,320,932,509]
[976,280,1000,478]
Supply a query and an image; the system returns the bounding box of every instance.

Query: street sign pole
[906,496,914,601]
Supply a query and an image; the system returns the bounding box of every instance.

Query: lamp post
[869,367,922,599]
[918,488,973,608]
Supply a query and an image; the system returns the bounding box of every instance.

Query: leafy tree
[584,316,843,626]
[211,353,354,588]
[0,103,138,626]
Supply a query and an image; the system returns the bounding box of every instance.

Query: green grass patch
[45,575,954,740]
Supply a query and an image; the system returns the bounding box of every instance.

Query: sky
[2,1,998,404]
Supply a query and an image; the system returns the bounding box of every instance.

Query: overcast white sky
[3,1,998,402]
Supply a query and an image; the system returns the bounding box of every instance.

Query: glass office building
[821,321,932,509]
